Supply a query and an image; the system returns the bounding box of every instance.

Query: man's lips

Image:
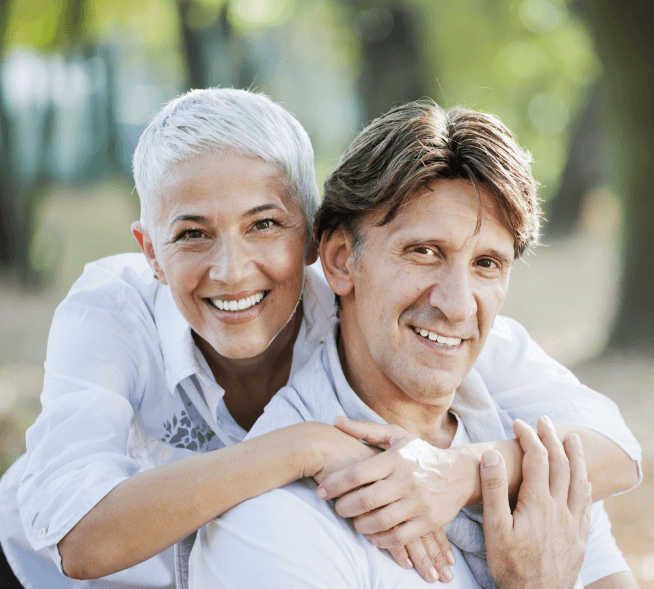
[206,291,269,312]
[410,325,465,348]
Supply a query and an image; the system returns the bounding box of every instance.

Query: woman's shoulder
[63,252,161,318]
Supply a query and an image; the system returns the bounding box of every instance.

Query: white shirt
[189,330,630,589]
[0,253,640,588]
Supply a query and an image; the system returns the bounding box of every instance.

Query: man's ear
[319,228,356,298]
[131,221,167,284]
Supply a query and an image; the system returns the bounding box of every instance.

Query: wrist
[448,445,482,506]
[289,421,334,479]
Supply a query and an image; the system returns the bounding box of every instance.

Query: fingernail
[447,550,456,565]
[572,433,581,447]
[442,566,453,582]
[404,559,413,569]
[333,415,348,424]
[428,567,439,582]
[542,415,552,425]
[482,450,499,467]
[317,487,327,499]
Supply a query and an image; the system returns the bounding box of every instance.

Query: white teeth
[413,326,462,347]
[210,292,267,312]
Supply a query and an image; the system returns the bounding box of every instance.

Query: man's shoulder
[191,480,371,588]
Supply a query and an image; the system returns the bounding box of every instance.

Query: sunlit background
[1,0,653,585]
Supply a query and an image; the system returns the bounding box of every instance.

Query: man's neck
[337,320,457,449]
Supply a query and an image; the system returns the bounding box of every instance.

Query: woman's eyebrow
[243,204,282,217]
[170,214,209,225]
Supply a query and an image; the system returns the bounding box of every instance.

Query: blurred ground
[0,185,652,586]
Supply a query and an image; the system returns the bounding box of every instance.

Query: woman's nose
[429,267,477,323]
[208,236,255,284]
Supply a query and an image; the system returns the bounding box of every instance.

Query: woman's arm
[59,422,377,579]
[316,417,638,549]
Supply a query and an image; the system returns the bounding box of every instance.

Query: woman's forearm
[58,422,330,579]
[452,423,639,507]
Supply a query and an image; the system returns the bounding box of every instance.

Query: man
[188,102,639,588]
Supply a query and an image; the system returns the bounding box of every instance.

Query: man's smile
[411,326,464,348]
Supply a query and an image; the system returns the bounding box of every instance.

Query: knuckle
[483,475,505,491]
[359,492,378,512]
[534,445,549,461]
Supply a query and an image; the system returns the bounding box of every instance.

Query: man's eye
[414,247,435,256]
[477,258,498,269]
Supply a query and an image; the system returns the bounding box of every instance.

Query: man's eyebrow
[485,249,515,265]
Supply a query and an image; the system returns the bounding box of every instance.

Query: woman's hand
[316,417,465,583]
[302,421,380,483]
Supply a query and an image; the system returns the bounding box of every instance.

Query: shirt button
[38,528,47,539]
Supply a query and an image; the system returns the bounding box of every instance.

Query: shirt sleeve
[189,484,366,589]
[16,267,151,564]
[580,501,631,586]
[477,315,642,489]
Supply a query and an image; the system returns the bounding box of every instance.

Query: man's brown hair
[315,100,542,258]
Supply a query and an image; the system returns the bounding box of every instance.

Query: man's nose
[208,235,255,284]
[429,265,477,323]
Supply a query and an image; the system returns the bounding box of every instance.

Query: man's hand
[480,416,592,589]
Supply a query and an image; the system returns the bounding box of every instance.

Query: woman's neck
[194,305,304,431]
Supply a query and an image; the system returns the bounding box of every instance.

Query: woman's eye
[254,218,277,231]
[178,229,204,241]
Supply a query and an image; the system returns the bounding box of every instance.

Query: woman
[0,88,640,588]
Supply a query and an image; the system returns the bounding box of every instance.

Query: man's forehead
[361,178,513,238]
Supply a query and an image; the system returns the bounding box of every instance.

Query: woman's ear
[319,228,356,298]
[131,221,167,284]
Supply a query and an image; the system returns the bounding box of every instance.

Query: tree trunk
[588,2,654,347]
[545,88,604,236]
[350,1,429,123]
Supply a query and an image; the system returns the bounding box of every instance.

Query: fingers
[479,449,511,537]
[513,419,549,494]
[364,518,425,549]
[317,452,394,501]
[432,528,456,566]
[335,479,402,520]
[403,536,454,584]
[536,416,570,502]
[388,546,413,570]
[333,417,405,450]
[565,434,590,521]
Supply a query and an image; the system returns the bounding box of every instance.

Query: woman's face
[136,152,313,361]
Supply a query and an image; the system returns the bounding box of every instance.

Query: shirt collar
[154,286,211,395]
[322,325,388,425]
[321,323,509,444]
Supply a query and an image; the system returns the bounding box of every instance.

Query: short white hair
[133,88,320,238]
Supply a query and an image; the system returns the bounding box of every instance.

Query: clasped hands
[310,416,591,586]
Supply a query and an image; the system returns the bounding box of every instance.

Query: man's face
[339,178,515,408]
